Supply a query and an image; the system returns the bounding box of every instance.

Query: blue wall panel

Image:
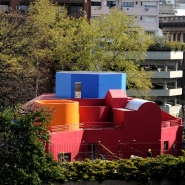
[98,74,126,98]
[56,72,71,98]
[121,74,126,91]
[56,72,126,99]
[71,74,99,98]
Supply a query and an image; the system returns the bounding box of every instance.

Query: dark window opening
[141,2,143,5]
[88,143,103,160]
[121,2,134,7]
[58,152,71,162]
[107,1,116,8]
[91,2,101,6]
[164,141,168,150]
[68,6,83,14]
[75,82,81,98]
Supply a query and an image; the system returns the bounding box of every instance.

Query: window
[58,152,71,162]
[145,5,156,7]
[121,2,134,7]
[146,31,155,35]
[164,141,168,150]
[141,2,143,6]
[69,6,83,14]
[136,1,138,5]
[107,1,116,8]
[140,16,142,20]
[91,16,99,19]
[91,1,101,6]
[0,5,8,11]
[20,5,29,11]
[144,2,157,8]
[75,82,81,98]
[145,16,156,22]
[88,143,102,160]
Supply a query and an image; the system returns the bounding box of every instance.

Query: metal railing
[47,141,185,161]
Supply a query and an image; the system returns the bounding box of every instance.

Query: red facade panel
[79,106,111,122]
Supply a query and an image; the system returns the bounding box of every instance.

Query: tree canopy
[29,1,154,94]
[0,0,155,106]
[0,9,53,106]
[0,106,64,185]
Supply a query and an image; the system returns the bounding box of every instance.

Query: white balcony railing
[160,104,182,116]
[127,88,182,97]
[151,71,183,78]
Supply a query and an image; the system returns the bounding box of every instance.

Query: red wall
[43,91,182,161]
[113,109,125,124]
[105,90,130,108]
[123,102,162,142]
[161,126,183,155]
[80,106,111,122]
[49,130,84,161]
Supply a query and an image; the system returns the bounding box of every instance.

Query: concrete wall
[161,104,182,115]
[146,51,183,60]
[151,71,183,78]
[127,88,182,96]
[91,0,159,33]
[43,180,185,185]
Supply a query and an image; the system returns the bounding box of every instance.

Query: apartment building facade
[127,51,183,116]
[91,0,160,34]
[0,0,91,19]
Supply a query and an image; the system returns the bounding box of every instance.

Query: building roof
[125,99,152,110]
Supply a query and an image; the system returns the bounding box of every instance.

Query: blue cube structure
[56,71,126,98]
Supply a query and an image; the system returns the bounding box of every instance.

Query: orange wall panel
[35,100,79,131]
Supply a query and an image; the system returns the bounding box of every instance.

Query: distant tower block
[56,71,126,98]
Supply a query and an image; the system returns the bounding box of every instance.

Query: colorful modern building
[28,71,182,161]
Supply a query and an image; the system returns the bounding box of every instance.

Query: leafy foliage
[0,106,64,185]
[148,35,185,51]
[29,2,154,97]
[1,106,185,184]
[59,154,185,184]
[0,0,155,105]
[0,9,53,106]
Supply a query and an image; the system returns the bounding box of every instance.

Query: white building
[91,0,160,34]
[127,51,183,116]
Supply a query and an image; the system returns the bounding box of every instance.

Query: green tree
[0,105,64,185]
[0,9,53,106]
[0,0,154,105]
[29,1,153,95]
[87,9,154,94]
[148,34,185,51]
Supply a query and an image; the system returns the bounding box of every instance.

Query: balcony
[91,6,109,15]
[160,104,182,116]
[126,88,182,97]
[146,51,183,60]
[151,71,183,78]
[159,16,185,26]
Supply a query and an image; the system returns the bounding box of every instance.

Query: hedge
[55,153,185,184]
